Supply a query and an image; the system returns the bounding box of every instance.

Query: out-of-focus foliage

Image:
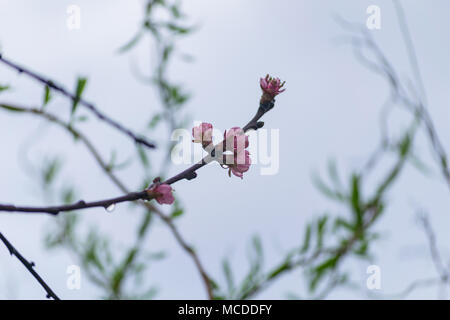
[0,84,10,93]
[211,11,448,299]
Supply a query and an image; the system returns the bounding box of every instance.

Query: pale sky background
[1,0,450,299]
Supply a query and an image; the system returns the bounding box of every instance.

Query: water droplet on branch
[106,204,116,212]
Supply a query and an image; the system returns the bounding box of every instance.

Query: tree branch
[0,231,60,300]
[0,100,274,216]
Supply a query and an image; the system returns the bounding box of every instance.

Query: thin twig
[393,0,450,190]
[0,232,60,300]
[0,100,273,216]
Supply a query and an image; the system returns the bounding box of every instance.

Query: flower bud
[260,74,286,103]
[192,122,213,149]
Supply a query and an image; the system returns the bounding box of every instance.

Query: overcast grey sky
[1,0,450,299]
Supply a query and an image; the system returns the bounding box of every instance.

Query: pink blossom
[148,184,175,205]
[228,150,251,179]
[260,74,286,102]
[224,127,249,153]
[222,127,251,179]
[192,122,213,148]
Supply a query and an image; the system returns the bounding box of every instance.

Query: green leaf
[267,260,291,280]
[84,233,105,273]
[409,153,431,176]
[170,200,184,219]
[170,207,183,219]
[75,115,88,122]
[168,85,189,106]
[43,157,62,186]
[333,217,355,232]
[72,77,87,115]
[309,256,339,292]
[399,133,411,157]
[251,235,263,261]
[143,21,160,39]
[327,159,342,188]
[111,268,124,294]
[123,248,138,267]
[441,156,448,170]
[139,287,158,300]
[316,216,328,249]
[354,240,369,257]
[240,235,264,294]
[138,212,152,238]
[61,187,76,204]
[43,85,51,107]
[162,45,174,62]
[137,146,150,168]
[312,172,345,202]
[145,251,166,261]
[314,256,338,274]
[209,278,220,290]
[309,272,323,292]
[170,5,181,18]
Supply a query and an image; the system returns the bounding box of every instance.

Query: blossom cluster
[148,74,285,205]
